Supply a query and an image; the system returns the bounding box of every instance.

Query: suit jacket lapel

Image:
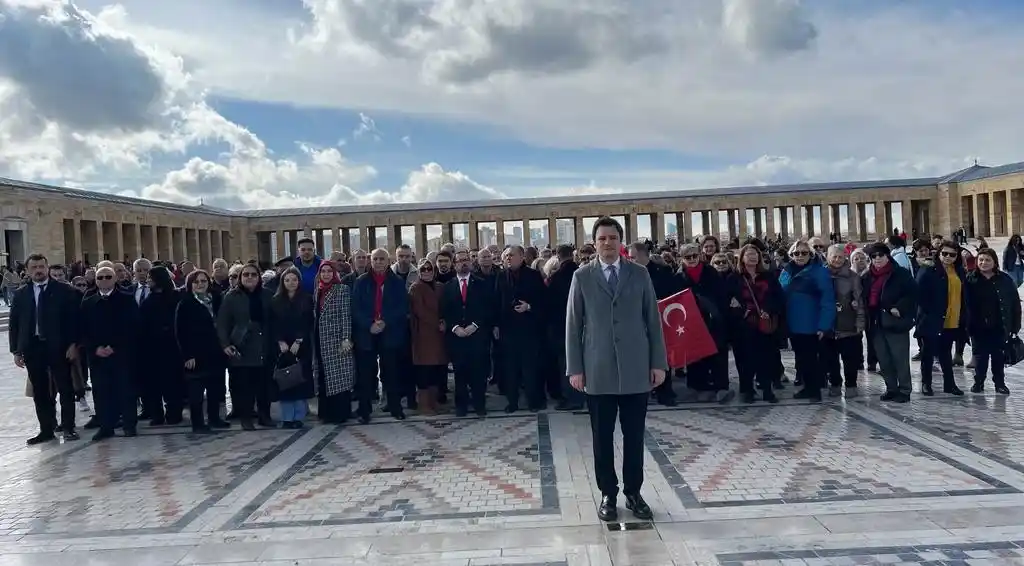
[595,264,613,297]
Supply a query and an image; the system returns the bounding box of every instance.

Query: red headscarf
[316,261,340,312]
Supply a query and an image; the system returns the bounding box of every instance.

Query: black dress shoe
[475,408,487,417]
[659,397,678,407]
[83,416,101,430]
[625,493,653,520]
[123,428,138,437]
[390,409,407,421]
[762,391,779,404]
[92,430,116,442]
[504,405,518,414]
[257,417,277,428]
[944,385,964,396]
[63,430,80,441]
[190,426,215,435]
[240,419,256,431]
[996,384,1011,395]
[455,407,468,417]
[598,495,618,522]
[970,382,985,394]
[358,415,371,425]
[921,383,934,396]
[880,391,897,401]
[209,419,231,429]
[27,433,56,446]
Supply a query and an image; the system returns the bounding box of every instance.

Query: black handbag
[273,355,305,390]
[1004,336,1024,366]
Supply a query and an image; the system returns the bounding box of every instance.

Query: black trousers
[24,336,76,433]
[450,338,489,412]
[557,346,584,407]
[920,330,956,388]
[822,335,862,387]
[415,365,448,390]
[354,337,402,416]
[91,354,137,433]
[790,334,824,391]
[654,370,676,401]
[397,340,416,405]
[228,366,269,421]
[186,371,224,429]
[972,329,1006,386]
[865,327,878,368]
[502,337,544,409]
[686,350,729,392]
[733,329,776,393]
[587,392,648,498]
[145,361,185,421]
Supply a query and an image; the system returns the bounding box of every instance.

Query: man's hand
[650,368,666,387]
[438,321,446,333]
[289,342,300,356]
[13,354,25,368]
[278,341,289,353]
[370,320,385,335]
[65,344,77,361]
[463,324,477,336]
[890,308,901,318]
[224,346,239,358]
[569,373,585,391]
[513,300,530,314]
[453,326,467,338]
[493,327,500,340]
[340,339,352,355]
[184,358,196,370]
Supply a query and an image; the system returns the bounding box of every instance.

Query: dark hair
[736,244,767,274]
[699,235,721,252]
[437,250,453,260]
[49,263,65,272]
[976,247,999,270]
[886,235,906,248]
[296,238,315,247]
[273,266,305,299]
[591,216,624,242]
[148,266,177,294]
[556,244,574,260]
[184,269,210,290]
[912,238,932,252]
[26,253,47,265]
[629,241,653,256]
[937,239,962,265]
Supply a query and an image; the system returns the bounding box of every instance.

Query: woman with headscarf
[408,259,447,414]
[269,266,315,428]
[174,269,230,433]
[217,262,275,430]
[139,265,185,426]
[312,261,356,424]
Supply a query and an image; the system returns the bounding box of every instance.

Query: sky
[0,0,1022,213]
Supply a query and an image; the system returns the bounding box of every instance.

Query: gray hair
[132,258,152,271]
[542,256,560,278]
[788,238,812,256]
[679,243,699,256]
[826,244,847,258]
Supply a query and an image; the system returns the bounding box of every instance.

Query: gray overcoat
[565,259,668,396]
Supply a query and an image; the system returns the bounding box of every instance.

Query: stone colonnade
[251,195,934,262]
[61,218,233,268]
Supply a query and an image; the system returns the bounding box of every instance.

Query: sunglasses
[96,275,113,280]
[791,250,811,257]
[712,260,729,266]
[419,266,433,272]
[682,254,699,260]
[870,252,888,259]
[241,272,259,278]
[813,246,826,251]
[940,251,958,258]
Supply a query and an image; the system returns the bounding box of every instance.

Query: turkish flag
[658,289,718,368]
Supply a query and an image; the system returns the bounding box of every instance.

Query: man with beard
[294,238,323,294]
[435,251,455,284]
[391,244,419,290]
[440,249,493,416]
[342,249,370,286]
[9,254,83,444]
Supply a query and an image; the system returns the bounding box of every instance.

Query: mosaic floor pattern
[645,404,1016,508]
[0,429,304,537]
[716,540,1024,566]
[229,414,557,529]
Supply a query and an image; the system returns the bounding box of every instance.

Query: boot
[421,387,439,416]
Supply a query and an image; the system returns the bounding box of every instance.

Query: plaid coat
[313,282,356,396]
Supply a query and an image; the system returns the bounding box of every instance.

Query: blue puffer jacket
[779,256,836,335]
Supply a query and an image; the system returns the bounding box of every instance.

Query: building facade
[2,161,1023,267]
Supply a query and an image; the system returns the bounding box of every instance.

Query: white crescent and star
[661,302,687,336]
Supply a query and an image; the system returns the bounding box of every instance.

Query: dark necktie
[35,283,46,338]
[607,265,618,292]
[460,278,467,303]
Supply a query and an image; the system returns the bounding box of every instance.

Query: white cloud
[400,135,411,147]
[352,112,382,141]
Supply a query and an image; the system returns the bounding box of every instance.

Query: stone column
[1007,189,1019,236]
[67,218,81,262]
[899,200,913,236]
[186,228,200,263]
[130,223,142,259]
[626,212,638,242]
[710,207,720,239]
[766,206,776,239]
[792,206,803,238]
[547,217,558,247]
[987,193,1000,238]
[468,221,479,249]
[575,217,587,245]
[441,222,453,244]
[874,201,887,239]
[846,202,860,241]
[520,219,531,246]
[680,209,692,242]
[314,228,326,253]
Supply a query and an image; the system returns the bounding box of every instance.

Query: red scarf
[317,277,336,312]
[684,263,704,284]
[372,271,386,320]
[868,261,893,308]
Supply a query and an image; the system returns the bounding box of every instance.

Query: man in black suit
[79,266,139,441]
[440,249,493,417]
[9,254,82,444]
[494,245,547,412]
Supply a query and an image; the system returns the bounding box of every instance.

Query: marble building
[1,160,1022,267]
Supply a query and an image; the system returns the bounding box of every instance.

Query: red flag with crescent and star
[657,289,717,368]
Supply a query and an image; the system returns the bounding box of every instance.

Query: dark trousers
[557,346,584,407]
[686,350,729,392]
[502,337,544,409]
[822,335,862,387]
[654,370,676,401]
[186,372,223,429]
[228,366,268,421]
[415,365,448,390]
[790,334,824,391]
[587,392,648,498]
[920,330,956,388]
[972,329,1006,386]
[733,330,776,393]
[24,337,76,433]
[865,327,878,368]
[451,339,489,412]
[354,339,401,416]
[145,362,185,421]
[491,336,504,393]
[397,342,416,405]
[91,354,137,433]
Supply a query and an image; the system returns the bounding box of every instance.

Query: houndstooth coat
[313,282,356,396]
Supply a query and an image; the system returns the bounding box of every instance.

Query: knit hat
[865,242,890,257]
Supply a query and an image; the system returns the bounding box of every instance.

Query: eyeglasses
[96,275,113,280]
[870,252,888,259]
[940,251,958,258]
[241,272,259,278]
[682,254,699,260]
[791,250,811,257]
[813,246,826,251]
[712,260,728,266]
[229,274,238,279]
[419,266,433,272]
[193,279,209,284]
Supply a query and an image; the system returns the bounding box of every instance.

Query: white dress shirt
[598,257,621,282]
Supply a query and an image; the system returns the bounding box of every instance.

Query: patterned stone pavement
[3,338,1024,565]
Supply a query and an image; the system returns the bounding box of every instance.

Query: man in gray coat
[566,216,668,522]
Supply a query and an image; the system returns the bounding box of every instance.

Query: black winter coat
[174,292,226,377]
[965,270,1021,337]
[862,266,918,334]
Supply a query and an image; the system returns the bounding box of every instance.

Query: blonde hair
[542,256,560,278]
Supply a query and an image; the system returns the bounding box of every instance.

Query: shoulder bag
[273,353,306,390]
[743,276,779,335]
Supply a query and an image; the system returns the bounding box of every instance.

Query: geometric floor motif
[715,540,1024,565]
[227,414,558,529]
[873,394,1024,475]
[0,430,304,537]
[645,405,1017,508]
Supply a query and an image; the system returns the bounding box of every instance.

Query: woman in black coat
[915,239,967,396]
[269,267,315,428]
[174,270,230,433]
[139,266,185,425]
[965,248,1020,395]
[675,243,734,403]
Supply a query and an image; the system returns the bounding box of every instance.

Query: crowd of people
[5,218,1021,449]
